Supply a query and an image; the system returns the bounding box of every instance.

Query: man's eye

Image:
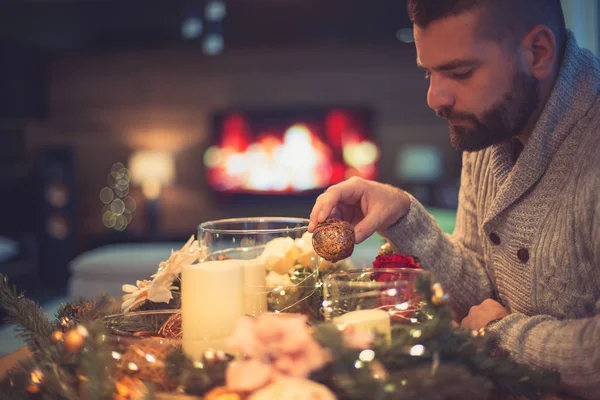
[424,71,431,80]
[451,70,474,80]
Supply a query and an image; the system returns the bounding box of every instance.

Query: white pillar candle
[182,260,244,361]
[240,258,267,317]
[333,309,392,346]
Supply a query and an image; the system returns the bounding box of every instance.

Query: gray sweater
[382,32,600,398]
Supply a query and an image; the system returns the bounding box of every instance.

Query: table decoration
[0,230,562,400]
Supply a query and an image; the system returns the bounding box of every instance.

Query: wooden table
[0,346,31,378]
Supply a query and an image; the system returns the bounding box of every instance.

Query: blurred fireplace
[203,106,379,197]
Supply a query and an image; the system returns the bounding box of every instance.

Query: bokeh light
[100,162,136,231]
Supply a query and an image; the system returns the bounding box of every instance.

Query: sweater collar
[485,31,600,224]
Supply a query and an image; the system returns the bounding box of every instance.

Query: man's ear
[521,25,557,79]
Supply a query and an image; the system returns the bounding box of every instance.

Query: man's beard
[437,69,540,152]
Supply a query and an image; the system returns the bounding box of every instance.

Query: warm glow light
[203,146,221,167]
[359,349,376,362]
[343,141,380,168]
[410,344,425,356]
[129,151,175,199]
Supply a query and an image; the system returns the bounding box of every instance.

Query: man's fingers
[353,210,381,244]
[308,190,340,231]
[308,179,366,232]
[329,206,343,220]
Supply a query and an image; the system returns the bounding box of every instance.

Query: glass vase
[198,217,322,322]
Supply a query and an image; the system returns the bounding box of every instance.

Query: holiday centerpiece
[0,217,561,400]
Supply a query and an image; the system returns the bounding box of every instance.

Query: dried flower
[121,235,204,312]
[152,235,203,279]
[266,270,293,289]
[294,232,317,268]
[121,277,178,313]
[258,237,299,275]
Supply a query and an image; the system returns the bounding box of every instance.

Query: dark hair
[407,0,566,52]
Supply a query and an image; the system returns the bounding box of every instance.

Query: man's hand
[461,299,509,331]
[308,177,411,243]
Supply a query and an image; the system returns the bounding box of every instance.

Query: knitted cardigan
[382,32,600,398]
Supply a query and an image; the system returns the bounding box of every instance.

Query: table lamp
[129,150,175,236]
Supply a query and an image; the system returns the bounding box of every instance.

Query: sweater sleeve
[489,313,600,398]
[380,152,494,318]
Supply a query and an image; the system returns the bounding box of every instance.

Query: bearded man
[309,0,600,397]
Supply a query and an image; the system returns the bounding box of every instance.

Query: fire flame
[205,113,379,193]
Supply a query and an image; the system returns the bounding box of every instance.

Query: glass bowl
[198,217,312,255]
[322,268,429,344]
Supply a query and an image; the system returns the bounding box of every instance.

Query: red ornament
[372,254,420,269]
[372,254,421,283]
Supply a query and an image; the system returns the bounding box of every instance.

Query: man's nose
[427,76,455,112]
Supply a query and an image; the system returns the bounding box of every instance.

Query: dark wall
[25,43,459,242]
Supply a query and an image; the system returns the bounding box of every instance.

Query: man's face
[414,11,540,151]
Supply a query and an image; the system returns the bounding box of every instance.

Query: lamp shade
[129,151,175,199]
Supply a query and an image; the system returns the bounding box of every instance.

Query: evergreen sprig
[0,275,55,353]
[79,320,117,400]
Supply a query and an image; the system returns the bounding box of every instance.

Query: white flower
[295,232,318,268]
[152,235,204,280]
[121,278,178,313]
[258,237,299,274]
[121,234,205,313]
[266,270,294,289]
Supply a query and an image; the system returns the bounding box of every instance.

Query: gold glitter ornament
[312,218,355,263]
[64,328,86,353]
[378,242,393,256]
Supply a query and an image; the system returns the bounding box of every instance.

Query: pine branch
[387,364,493,400]
[79,321,117,400]
[0,275,55,352]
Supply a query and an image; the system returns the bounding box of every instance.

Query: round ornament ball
[312,218,355,263]
[64,329,86,353]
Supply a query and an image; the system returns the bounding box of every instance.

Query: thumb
[353,212,381,244]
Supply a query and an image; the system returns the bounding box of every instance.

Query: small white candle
[182,260,244,361]
[240,258,267,317]
[333,309,392,346]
